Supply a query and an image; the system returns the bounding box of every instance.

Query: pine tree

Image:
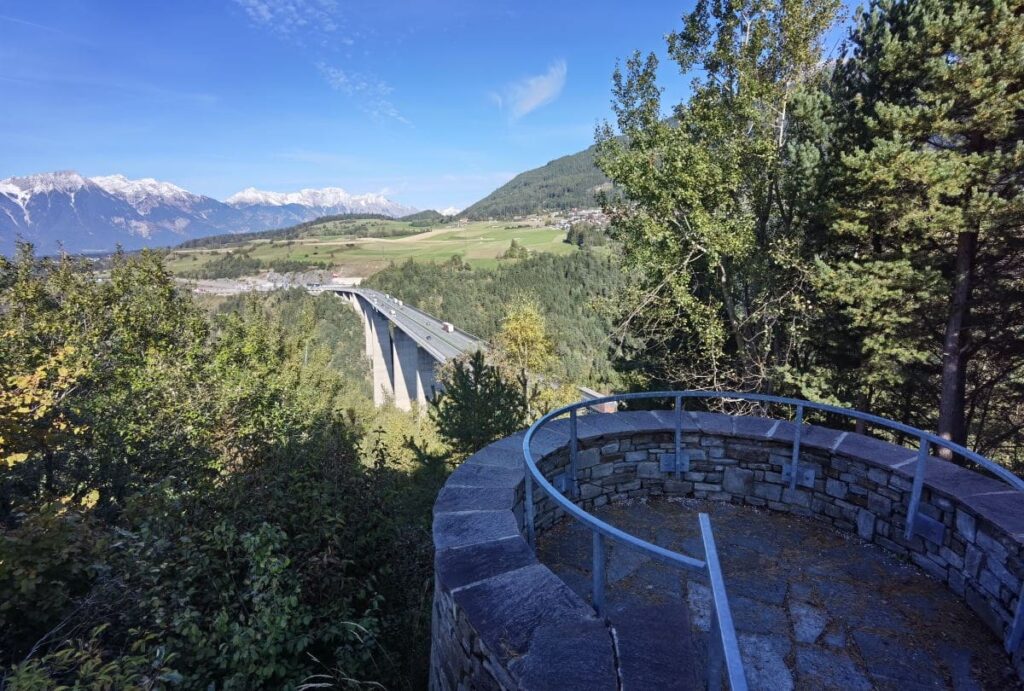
[430,351,527,456]
[829,0,1024,452]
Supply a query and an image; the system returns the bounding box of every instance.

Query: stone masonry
[429,410,1024,689]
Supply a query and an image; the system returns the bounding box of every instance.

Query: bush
[0,507,103,659]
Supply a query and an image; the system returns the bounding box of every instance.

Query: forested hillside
[365,251,626,389]
[400,209,451,226]
[459,145,609,219]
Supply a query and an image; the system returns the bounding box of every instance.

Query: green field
[164,218,575,277]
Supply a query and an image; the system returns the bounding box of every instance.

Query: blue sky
[0,1,846,210]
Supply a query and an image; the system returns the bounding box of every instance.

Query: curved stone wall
[429,411,1024,689]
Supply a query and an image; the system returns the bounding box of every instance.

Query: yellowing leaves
[0,345,87,467]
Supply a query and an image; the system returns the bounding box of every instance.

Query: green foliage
[499,239,530,260]
[600,0,1024,465]
[0,246,441,689]
[365,252,627,389]
[460,145,609,219]
[816,0,1024,451]
[400,209,452,226]
[596,0,841,393]
[179,250,329,279]
[431,351,527,456]
[565,223,608,249]
[5,626,180,690]
[176,214,399,250]
[0,507,103,654]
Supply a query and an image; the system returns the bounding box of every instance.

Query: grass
[164,219,575,277]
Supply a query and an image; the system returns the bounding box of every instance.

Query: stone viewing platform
[538,499,1017,688]
[429,405,1024,690]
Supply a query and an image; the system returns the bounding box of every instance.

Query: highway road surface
[325,286,486,362]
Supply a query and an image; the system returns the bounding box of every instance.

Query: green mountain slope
[460,145,609,220]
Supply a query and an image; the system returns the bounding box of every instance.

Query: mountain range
[0,171,416,255]
[457,144,609,220]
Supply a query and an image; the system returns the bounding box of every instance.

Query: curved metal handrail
[522,390,1024,688]
[527,390,1024,492]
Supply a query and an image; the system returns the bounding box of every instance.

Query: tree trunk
[937,231,978,458]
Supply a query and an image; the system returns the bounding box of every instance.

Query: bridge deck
[330,286,485,361]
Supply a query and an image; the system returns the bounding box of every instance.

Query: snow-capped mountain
[0,171,416,255]
[225,186,415,230]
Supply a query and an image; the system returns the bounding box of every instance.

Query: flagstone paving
[536,497,1022,690]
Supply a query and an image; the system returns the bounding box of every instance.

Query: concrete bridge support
[336,289,450,411]
[365,305,395,406]
[392,330,420,411]
[417,347,437,404]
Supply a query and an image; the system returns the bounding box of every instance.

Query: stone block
[965,586,1005,637]
[911,551,948,581]
[434,486,516,514]
[577,447,601,469]
[663,480,693,494]
[590,463,614,480]
[782,487,811,507]
[613,603,698,691]
[452,564,596,660]
[826,478,848,499]
[977,531,1008,562]
[753,482,782,502]
[723,467,755,495]
[955,509,977,542]
[434,510,521,551]
[637,461,661,479]
[624,450,647,463]
[446,461,524,489]
[435,536,536,591]
[856,509,875,540]
[867,492,892,517]
[939,546,964,571]
[509,619,617,690]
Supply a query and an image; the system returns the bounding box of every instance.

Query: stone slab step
[610,603,700,691]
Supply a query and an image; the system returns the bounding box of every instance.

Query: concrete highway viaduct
[320,286,486,411]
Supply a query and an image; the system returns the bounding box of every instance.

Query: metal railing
[522,391,1024,688]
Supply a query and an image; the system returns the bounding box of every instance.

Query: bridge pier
[365,304,395,406]
[392,330,420,411]
[417,347,437,404]
[331,287,476,410]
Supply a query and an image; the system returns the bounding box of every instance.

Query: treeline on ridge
[176,212,408,250]
[458,145,609,220]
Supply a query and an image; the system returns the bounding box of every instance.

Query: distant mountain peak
[91,174,195,204]
[0,171,416,255]
[225,185,396,210]
[4,170,90,197]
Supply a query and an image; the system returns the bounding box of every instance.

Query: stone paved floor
[536,498,1022,690]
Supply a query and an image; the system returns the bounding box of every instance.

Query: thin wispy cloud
[492,60,567,120]
[232,0,339,42]
[316,63,409,125]
[232,1,407,124]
